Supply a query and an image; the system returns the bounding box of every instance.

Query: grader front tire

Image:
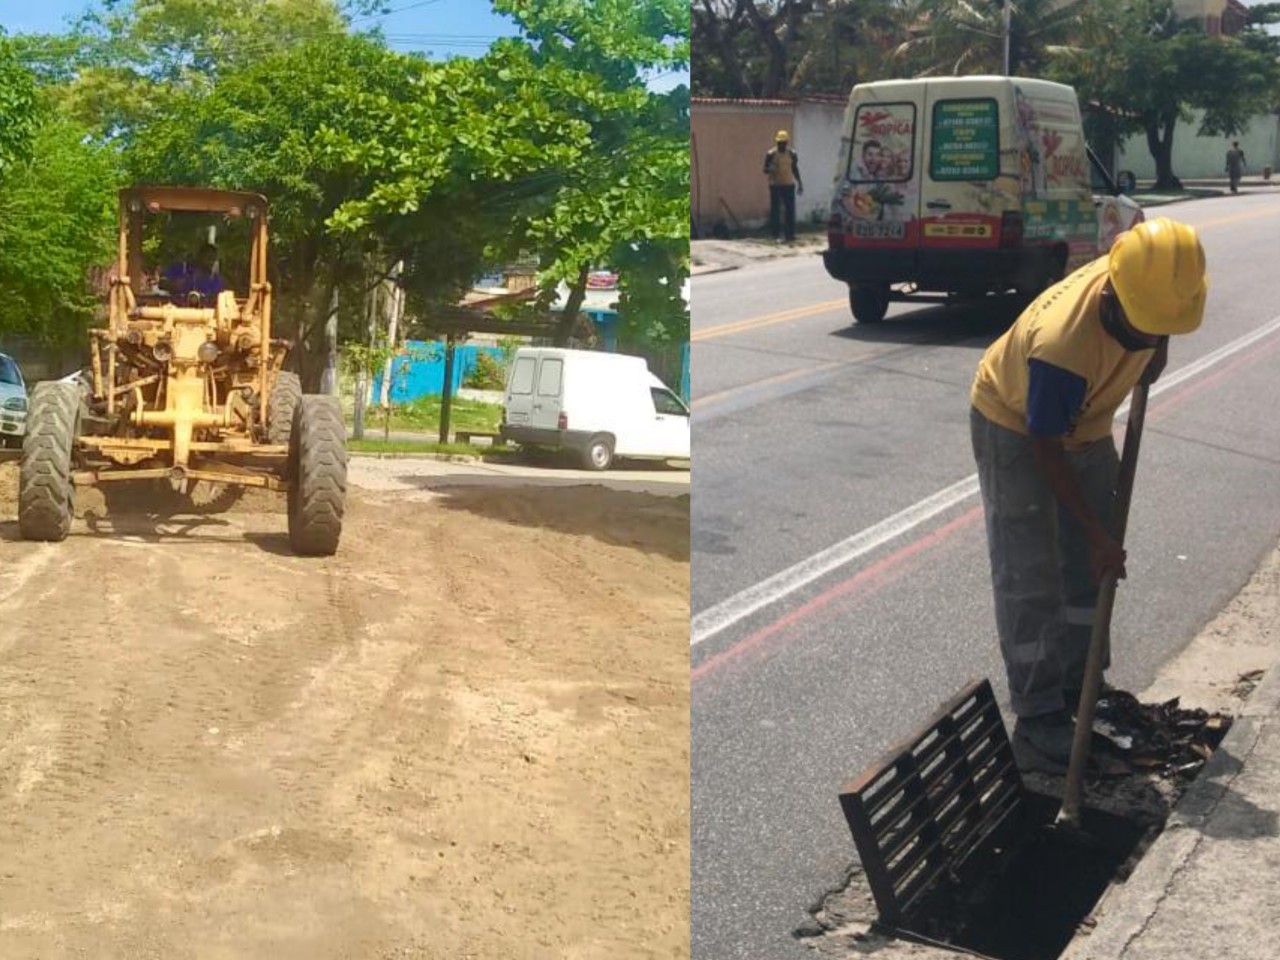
[18,382,80,542]
[267,371,302,445]
[287,395,347,556]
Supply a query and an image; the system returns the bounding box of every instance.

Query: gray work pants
[970,407,1119,718]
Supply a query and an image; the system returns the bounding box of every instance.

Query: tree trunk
[743,0,790,96]
[697,0,751,96]
[553,264,592,347]
[1145,114,1182,191]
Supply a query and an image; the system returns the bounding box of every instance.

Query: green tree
[1053,0,1280,189]
[0,35,40,176]
[14,0,381,140]
[893,0,1098,77]
[0,115,120,342]
[692,0,916,98]
[123,32,422,384]
[486,0,691,345]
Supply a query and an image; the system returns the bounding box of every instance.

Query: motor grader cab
[18,187,347,555]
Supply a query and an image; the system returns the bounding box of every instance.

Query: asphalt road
[690,193,1280,960]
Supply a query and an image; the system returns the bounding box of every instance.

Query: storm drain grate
[838,678,1024,925]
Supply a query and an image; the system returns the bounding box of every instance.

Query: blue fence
[373,342,505,403]
[371,330,690,404]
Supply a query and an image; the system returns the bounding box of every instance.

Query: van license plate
[852,220,906,240]
[508,412,528,423]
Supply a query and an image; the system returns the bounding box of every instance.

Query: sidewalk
[1063,665,1280,960]
[691,231,825,276]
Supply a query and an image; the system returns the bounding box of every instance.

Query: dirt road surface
[0,462,690,959]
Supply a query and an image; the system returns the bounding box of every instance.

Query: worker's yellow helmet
[775,129,790,142]
[1108,217,1207,336]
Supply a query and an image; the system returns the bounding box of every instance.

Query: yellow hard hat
[1108,217,1207,336]
[775,129,790,142]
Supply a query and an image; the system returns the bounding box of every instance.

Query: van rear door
[837,87,923,250]
[919,84,1005,249]
[531,354,565,432]
[504,352,538,428]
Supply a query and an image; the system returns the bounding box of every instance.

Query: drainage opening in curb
[897,790,1153,960]
[828,678,1234,960]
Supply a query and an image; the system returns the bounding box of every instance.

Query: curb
[1062,663,1280,960]
[348,451,506,463]
[691,263,740,277]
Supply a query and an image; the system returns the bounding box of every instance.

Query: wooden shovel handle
[1059,381,1150,827]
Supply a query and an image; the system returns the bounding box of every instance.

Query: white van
[500,347,690,470]
[824,76,1143,323]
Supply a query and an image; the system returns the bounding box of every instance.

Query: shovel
[1056,380,1150,832]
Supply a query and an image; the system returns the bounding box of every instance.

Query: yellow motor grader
[18,187,346,555]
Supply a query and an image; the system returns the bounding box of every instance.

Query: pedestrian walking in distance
[969,218,1207,772]
[764,130,804,243]
[1226,141,1247,194]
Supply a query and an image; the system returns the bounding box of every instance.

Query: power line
[349,0,449,25]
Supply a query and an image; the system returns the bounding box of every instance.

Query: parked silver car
[0,353,27,447]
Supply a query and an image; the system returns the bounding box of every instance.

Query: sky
[0,0,688,92]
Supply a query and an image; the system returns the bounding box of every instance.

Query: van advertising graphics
[931,99,999,180]
[837,102,920,246]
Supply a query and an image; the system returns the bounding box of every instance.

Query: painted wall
[692,100,794,235]
[374,342,505,403]
[793,99,848,226]
[1117,110,1279,181]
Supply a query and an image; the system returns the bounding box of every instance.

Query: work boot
[1065,679,1115,719]
[1011,709,1076,773]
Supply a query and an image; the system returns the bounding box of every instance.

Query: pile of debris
[1093,689,1233,779]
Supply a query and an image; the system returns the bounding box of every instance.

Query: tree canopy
[0,35,40,175]
[0,0,690,371]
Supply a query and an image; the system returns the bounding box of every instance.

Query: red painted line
[693,327,1280,686]
[692,506,983,684]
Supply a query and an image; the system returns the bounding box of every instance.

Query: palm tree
[894,0,1102,78]
[788,0,912,94]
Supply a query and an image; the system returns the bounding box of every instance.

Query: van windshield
[0,356,21,386]
[848,102,916,184]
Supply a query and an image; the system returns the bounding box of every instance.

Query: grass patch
[347,437,513,457]
[350,395,503,434]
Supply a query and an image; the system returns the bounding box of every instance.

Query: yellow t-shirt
[970,256,1154,449]
[767,148,796,187]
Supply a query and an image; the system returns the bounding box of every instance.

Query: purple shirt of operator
[162,251,225,299]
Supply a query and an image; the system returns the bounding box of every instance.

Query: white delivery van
[500,347,690,470]
[824,76,1143,323]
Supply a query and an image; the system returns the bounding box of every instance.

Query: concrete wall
[691,97,850,236]
[692,100,794,236]
[1117,110,1279,181]
[793,99,848,226]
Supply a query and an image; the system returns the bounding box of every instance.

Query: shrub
[464,350,507,390]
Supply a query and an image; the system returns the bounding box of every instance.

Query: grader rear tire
[287,395,347,556]
[18,382,80,542]
[267,371,302,445]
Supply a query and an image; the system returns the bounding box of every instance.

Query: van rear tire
[582,434,614,471]
[850,285,890,324]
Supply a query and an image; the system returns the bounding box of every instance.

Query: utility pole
[1002,0,1012,76]
[379,261,404,407]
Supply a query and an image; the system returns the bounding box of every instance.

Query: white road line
[691,312,1280,647]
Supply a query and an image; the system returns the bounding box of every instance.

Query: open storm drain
[828,679,1229,960]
